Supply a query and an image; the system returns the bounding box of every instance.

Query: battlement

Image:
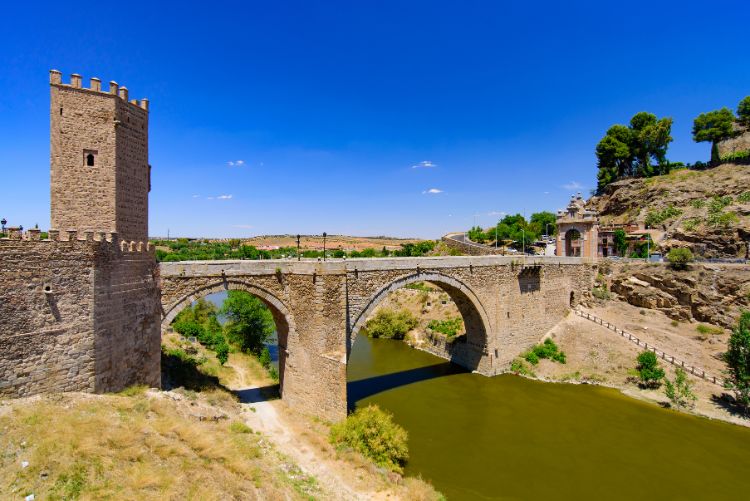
[0,227,154,254]
[49,69,149,111]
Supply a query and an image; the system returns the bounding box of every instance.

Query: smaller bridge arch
[161,279,295,391]
[348,272,492,371]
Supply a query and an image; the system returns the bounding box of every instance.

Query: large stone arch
[161,279,295,392]
[348,272,492,371]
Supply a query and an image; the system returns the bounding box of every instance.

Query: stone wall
[0,231,160,397]
[717,127,750,158]
[442,233,504,256]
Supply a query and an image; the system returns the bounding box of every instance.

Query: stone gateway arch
[160,256,594,420]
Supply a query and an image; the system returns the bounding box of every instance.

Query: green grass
[696,324,724,336]
[522,338,566,365]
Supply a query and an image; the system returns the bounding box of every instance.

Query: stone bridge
[159,256,595,420]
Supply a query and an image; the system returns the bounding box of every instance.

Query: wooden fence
[574,309,725,387]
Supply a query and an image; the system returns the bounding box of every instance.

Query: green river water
[347,334,750,500]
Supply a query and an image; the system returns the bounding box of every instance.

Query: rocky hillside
[587,163,750,258]
[605,261,750,330]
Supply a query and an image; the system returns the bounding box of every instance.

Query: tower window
[83,149,98,167]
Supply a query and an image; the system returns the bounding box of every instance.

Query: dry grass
[0,391,314,500]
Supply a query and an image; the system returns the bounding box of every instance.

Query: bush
[696,324,723,336]
[215,341,229,365]
[666,248,693,270]
[329,405,408,473]
[364,309,418,340]
[427,317,464,338]
[592,285,610,300]
[510,358,534,376]
[719,151,750,164]
[644,205,682,228]
[635,351,664,388]
[738,192,750,203]
[523,338,566,365]
[665,367,697,409]
[724,311,750,411]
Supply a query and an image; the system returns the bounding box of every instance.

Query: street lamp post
[322,232,327,261]
[522,228,526,265]
[495,225,498,249]
[296,234,301,262]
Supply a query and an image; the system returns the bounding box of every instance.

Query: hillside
[587,163,750,258]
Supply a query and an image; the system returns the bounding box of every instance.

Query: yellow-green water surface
[347,334,750,500]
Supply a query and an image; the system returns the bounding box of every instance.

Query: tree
[664,367,697,410]
[737,96,750,127]
[613,229,628,256]
[595,113,673,192]
[221,290,275,354]
[636,350,665,388]
[666,247,694,270]
[364,309,418,340]
[467,226,487,243]
[692,108,736,163]
[725,311,750,412]
[529,211,557,237]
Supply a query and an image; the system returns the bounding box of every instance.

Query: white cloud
[562,181,584,191]
[412,160,437,169]
[206,196,214,200]
[217,194,233,200]
[227,160,245,167]
[192,194,200,198]
[543,191,550,195]
[422,188,443,194]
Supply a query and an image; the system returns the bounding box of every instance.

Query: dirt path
[225,360,381,500]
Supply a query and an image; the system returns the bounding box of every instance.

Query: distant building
[555,193,647,258]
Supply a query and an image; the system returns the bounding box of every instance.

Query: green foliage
[221,290,275,355]
[529,211,557,237]
[329,405,409,473]
[613,229,628,256]
[665,367,697,410]
[404,282,433,292]
[690,199,706,209]
[682,218,701,232]
[510,358,534,376]
[696,324,723,336]
[706,196,738,228]
[635,351,665,388]
[215,341,229,365]
[467,226,487,243]
[692,108,736,147]
[644,205,682,228]
[737,96,750,127]
[719,150,750,164]
[364,309,418,340]
[737,192,750,203]
[229,421,253,434]
[666,247,694,269]
[392,241,436,257]
[427,317,464,338]
[724,311,750,411]
[523,338,566,365]
[592,284,610,300]
[596,112,673,191]
[486,213,542,250]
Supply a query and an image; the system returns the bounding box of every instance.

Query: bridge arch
[348,272,492,369]
[161,279,295,391]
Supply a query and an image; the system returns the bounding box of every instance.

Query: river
[347,333,750,500]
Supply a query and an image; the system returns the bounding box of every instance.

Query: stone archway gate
[159,256,595,420]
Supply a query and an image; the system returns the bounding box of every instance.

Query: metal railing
[574,309,725,387]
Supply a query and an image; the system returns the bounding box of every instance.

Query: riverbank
[532,300,749,427]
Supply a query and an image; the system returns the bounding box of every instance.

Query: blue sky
[1,1,748,238]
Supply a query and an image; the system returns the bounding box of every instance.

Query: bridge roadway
[159,255,595,419]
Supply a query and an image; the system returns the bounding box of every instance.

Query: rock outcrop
[608,262,750,329]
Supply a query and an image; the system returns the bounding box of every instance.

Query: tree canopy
[737,96,750,127]
[692,108,736,144]
[221,290,275,354]
[595,112,673,192]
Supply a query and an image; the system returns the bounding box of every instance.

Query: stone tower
[49,70,150,242]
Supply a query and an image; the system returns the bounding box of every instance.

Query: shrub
[635,351,665,388]
[427,317,464,338]
[404,282,432,292]
[215,341,229,365]
[682,218,701,232]
[719,151,750,164]
[523,338,566,365]
[724,311,750,411]
[364,309,418,340]
[696,324,723,336]
[510,358,533,376]
[329,405,408,473]
[592,285,610,300]
[229,421,253,434]
[738,192,750,203]
[644,205,682,228]
[690,199,706,209]
[666,248,693,270]
[665,367,697,409]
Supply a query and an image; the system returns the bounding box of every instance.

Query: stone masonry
[0,71,159,398]
[160,256,595,420]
